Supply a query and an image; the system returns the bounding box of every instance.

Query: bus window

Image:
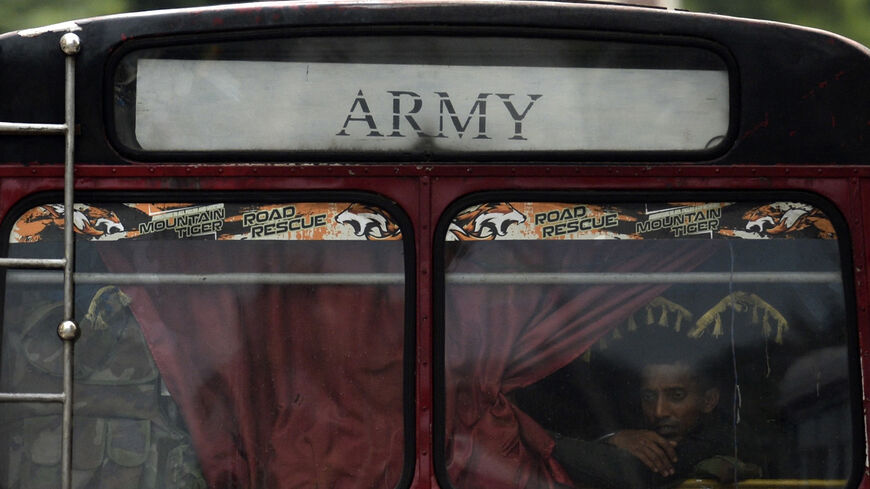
[439,198,853,489]
[0,199,410,489]
[111,36,729,156]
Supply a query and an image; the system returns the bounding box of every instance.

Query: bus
[0,2,867,489]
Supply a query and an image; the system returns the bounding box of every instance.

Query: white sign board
[135,59,729,152]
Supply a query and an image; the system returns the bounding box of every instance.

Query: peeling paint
[18,21,81,38]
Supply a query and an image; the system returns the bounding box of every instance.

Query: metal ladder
[0,32,81,489]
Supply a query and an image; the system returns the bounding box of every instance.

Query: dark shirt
[552,420,736,489]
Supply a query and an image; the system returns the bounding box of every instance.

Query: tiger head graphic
[742,202,835,239]
[15,204,125,242]
[447,202,526,241]
[335,204,402,240]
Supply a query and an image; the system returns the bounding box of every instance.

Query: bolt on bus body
[0,2,868,489]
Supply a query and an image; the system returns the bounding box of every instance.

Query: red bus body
[0,2,868,489]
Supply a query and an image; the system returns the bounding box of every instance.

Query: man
[606,359,723,478]
[551,342,760,488]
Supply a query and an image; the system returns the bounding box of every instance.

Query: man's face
[640,362,719,443]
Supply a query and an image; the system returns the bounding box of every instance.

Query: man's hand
[606,430,678,477]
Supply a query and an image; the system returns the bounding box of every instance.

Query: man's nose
[654,396,670,418]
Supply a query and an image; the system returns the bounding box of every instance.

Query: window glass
[0,200,408,489]
[113,36,728,155]
[441,199,853,489]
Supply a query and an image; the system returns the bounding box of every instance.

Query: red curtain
[98,236,713,489]
[99,241,405,489]
[444,241,715,489]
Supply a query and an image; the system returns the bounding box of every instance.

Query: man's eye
[641,392,656,402]
[668,390,687,401]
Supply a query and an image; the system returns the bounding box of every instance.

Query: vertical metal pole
[57,32,81,489]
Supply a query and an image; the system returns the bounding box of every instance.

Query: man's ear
[702,388,720,413]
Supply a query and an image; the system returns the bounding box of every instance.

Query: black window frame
[433,189,863,489]
[0,189,418,489]
[104,26,739,164]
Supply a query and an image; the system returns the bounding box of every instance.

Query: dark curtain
[99,241,405,489]
[444,241,716,489]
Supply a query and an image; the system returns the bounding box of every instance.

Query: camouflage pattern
[1,286,205,489]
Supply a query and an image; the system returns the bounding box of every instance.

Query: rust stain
[741,113,770,140]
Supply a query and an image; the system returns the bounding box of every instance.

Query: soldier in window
[551,337,761,489]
